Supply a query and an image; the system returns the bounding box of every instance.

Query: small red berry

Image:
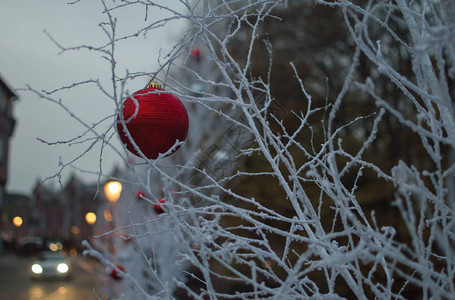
[136,191,145,200]
[190,48,201,61]
[111,265,125,280]
[154,198,165,214]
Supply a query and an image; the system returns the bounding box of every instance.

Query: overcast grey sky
[0,0,186,195]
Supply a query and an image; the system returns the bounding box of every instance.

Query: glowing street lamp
[13,216,23,227]
[104,181,122,203]
[85,212,97,225]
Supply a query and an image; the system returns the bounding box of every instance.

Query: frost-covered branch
[29,0,455,299]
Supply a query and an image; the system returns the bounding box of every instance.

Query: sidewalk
[0,253,33,297]
[0,252,32,272]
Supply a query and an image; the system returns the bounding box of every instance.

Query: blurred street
[0,253,109,300]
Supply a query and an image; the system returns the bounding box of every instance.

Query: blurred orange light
[29,286,44,298]
[70,226,80,235]
[49,243,58,252]
[69,248,77,257]
[56,242,63,250]
[13,216,23,227]
[104,181,122,202]
[85,212,97,225]
[104,209,113,222]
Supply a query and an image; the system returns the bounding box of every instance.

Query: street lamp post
[83,212,97,246]
[12,216,23,242]
[104,181,122,256]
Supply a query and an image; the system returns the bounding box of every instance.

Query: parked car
[28,251,71,280]
[17,236,44,256]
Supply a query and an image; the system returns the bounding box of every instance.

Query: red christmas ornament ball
[154,198,165,215]
[117,84,189,159]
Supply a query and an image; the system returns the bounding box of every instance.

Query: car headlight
[31,264,43,274]
[57,263,69,274]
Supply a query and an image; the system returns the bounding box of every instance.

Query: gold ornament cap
[147,81,162,89]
